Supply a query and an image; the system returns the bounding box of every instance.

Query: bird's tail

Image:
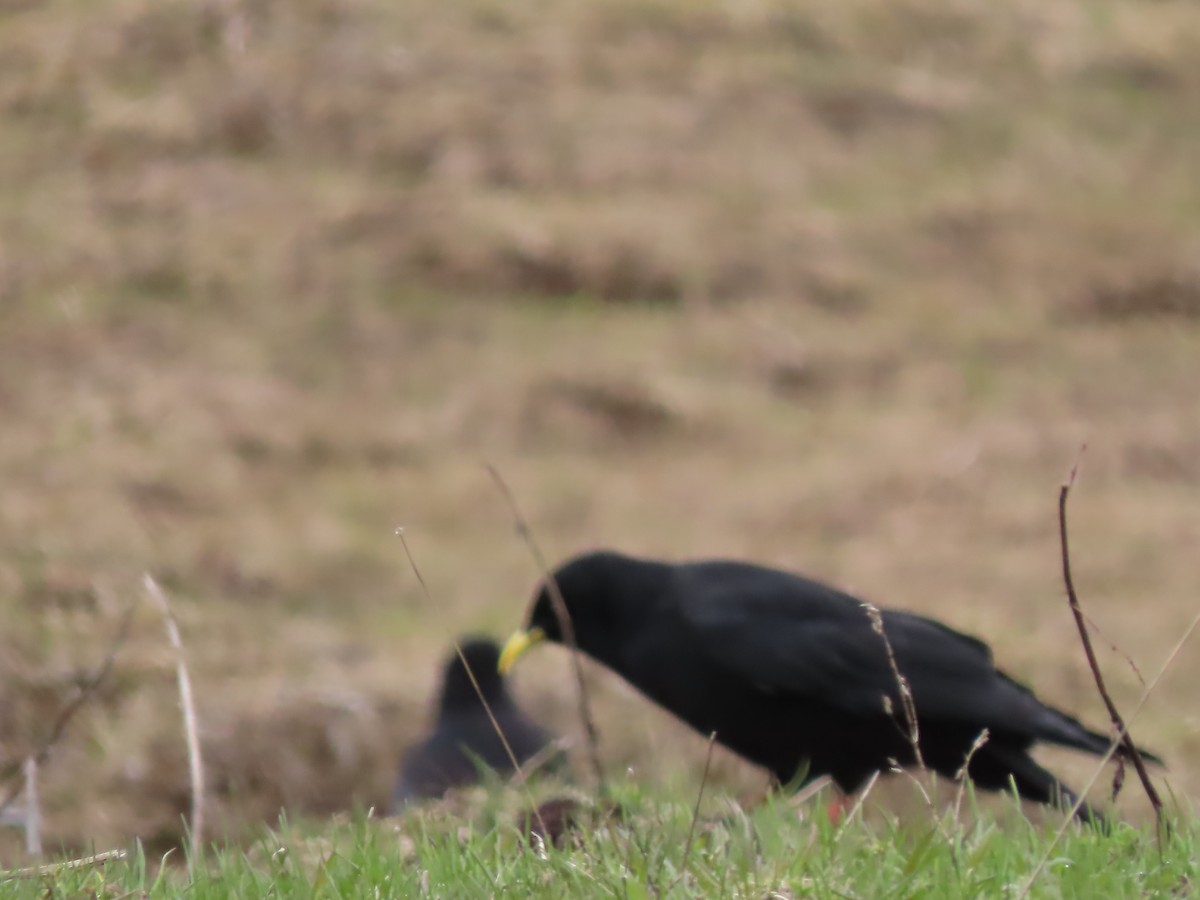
[1035,704,1164,767]
[982,744,1111,831]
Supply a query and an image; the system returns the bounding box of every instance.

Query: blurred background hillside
[1,0,1198,860]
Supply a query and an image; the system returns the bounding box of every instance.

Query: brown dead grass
[1,0,1199,862]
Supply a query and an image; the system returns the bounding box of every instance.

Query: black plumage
[392,637,558,809]
[499,551,1162,824]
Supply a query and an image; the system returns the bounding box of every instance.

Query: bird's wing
[676,563,1027,726]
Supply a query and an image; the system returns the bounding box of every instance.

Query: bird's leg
[825,791,852,826]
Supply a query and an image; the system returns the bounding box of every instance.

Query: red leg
[825,792,852,825]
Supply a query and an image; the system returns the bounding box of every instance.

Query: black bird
[499,551,1162,825]
[392,637,559,809]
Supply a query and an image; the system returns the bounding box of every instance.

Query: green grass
[3,784,1194,899]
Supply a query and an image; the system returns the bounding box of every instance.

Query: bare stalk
[509,736,574,787]
[395,528,549,840]
[144,575,205,861]
[1,848,127,882]
[788,774,833,809]
[951,729,989,828]
[666,731,718,895]
[863,602,923,769]
[486,464,607,797]
[0,600,137,816]
[1057,463,1162,832]
[1017,610,1198,900]
[22,759,40,859]
[842,771,880,828]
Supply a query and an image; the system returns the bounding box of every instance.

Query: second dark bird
[392,636,559,809]
[499,550,1162,825]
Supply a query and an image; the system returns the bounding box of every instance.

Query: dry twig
[22,759,39,859]
[1081,612,1146,687]
[1057,461,1163,832]
[951,729,989,827]
[842,771,880,828]
[892,765,961,875]
[0,600,137,817]
[395,528,550,840]
[787,774,833,809]
[144,575,205,861]
[666,731,719,895]
[1017,610,1198,900]
[486,464,607,797]
[509,736,575,787]
[1,848,127,881]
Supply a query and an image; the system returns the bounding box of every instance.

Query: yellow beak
[498,627,546,675]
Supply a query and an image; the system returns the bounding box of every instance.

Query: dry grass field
[1,0,1198,861]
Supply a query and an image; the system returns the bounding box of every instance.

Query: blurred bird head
[439,636,510,713]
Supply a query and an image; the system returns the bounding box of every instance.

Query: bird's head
[438,636,509,712]
[498,550,655,675]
